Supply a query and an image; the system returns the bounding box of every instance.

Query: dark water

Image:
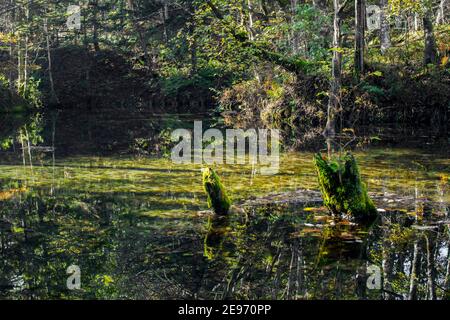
[0,112,449,300]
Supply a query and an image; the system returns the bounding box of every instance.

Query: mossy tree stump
[202,168,232,215]
[313,153,377,221]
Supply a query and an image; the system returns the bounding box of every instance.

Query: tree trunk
[8,0,15,91]
[24,126,32,169]
[44,15,59,105]
[127,0,149,66]
[380,0,391,54]
[423,9,438,65]
[189,22,197,76]
[161,3,169,44]
[355,0,365,77]
[43,3,59,104]
[414,13,420,31]
[91,0,100,51]
[324,0,343,156]
[247,0,255,41]
[290,0,298,53]
[23,1,29,92]
[17,39,22,88]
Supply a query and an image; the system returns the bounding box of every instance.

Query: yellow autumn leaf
[0,187,27,201]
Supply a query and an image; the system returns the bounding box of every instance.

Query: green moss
[313,153,377,221]
[202,168,232,215]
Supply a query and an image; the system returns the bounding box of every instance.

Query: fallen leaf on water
[303,207,328,213]
[336,220,356,226]
[290,228,323,238]
[313,215,331,223]
[301,227,323,233]
[0,187,27,201]
[338,232,355,239]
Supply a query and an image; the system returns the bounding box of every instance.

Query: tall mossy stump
[313,152,378,222]
[202,168,232,216]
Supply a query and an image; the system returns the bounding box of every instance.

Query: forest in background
[0,0,449,155]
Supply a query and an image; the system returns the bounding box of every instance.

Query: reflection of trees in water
[200,208,372,300]
[198,205,450,300]
[0,191,449,300]
[372,212,449,300]
[0,190,118,299]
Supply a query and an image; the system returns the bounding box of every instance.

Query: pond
[0,112,449,300]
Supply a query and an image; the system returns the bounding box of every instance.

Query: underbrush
[219,27,450,150]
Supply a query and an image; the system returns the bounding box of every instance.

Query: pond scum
[0,148,449,299]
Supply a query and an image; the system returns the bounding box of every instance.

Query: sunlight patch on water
[0,147,449,216]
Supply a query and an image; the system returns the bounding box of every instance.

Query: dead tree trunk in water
[354,0,365,77]
[380,0,391,54]
[313,153,377,219]
[324,0,345,157]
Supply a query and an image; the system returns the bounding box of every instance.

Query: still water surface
[0,114,449,299]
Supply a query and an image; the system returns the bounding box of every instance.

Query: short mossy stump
[313,152,377,221]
